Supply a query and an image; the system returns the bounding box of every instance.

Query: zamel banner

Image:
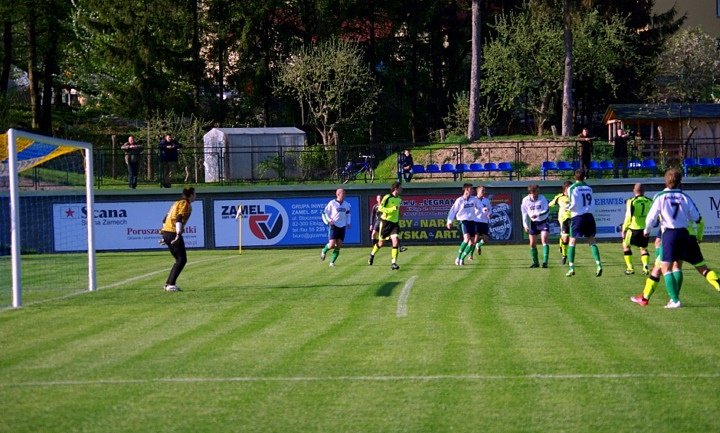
[53,201,206,251]
[213,197,361,247]
[372,193,513,244]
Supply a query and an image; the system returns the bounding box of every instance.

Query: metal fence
[15,137,717,189]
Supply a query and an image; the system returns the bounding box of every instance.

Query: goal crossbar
[3,128,97,308]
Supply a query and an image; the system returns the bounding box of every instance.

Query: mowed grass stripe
[2,244,720,433]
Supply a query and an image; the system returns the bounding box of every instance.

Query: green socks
[590,243,601,264]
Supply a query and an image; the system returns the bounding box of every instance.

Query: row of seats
[541,159,658,179]
[683,157,720,175]
[412,157,719,181]
[413,162,514,180]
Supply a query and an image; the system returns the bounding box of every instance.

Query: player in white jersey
[320,188,351,267]
[642,168,702,308]
[468,185,492,260]
[565,169,603,277]
[521,184,551,268]
[446,183,477,265]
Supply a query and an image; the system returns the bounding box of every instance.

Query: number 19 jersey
[567,181,594,218]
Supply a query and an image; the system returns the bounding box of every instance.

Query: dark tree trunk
[561,0,574,136]
[26,2,40,130]
[1,19,11,94]
[190,0,201,112]
[40,30,59,133]
[467,0,482,141]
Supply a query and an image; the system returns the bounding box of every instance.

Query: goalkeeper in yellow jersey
[631,219,720,306]
[368,182,403,270]
[548,181,572,265]
[621,183,653,275]
[160,187,196,292]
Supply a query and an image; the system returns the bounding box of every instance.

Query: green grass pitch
[1,243,720,433]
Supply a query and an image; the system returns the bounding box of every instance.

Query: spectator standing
[158,133,182,188]
[120,135,143,189]
[577,128,593,177]
[612,129,629,178]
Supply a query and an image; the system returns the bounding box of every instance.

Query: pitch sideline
[4,372,720,388]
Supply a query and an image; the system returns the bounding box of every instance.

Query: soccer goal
[1,128,96,308]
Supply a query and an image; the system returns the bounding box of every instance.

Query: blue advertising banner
[213,197,361,247]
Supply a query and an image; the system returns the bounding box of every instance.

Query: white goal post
[3,128,97,308]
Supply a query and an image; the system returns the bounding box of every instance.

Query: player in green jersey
[368,182,403,270]
[621,183,653,275]
[548,181,572,264]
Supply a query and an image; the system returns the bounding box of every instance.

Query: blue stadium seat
[441,163,457,180]
[412,164,426,174]
[541,161,558,180]
[599,160,613,171]
[714,157,720,167]
[455,163,469,173]
[557,161,573,170]
[484,162,499,172]
[589,160,601,171]
[469,163,484,172]
[641,159,657,175]
[440,163,455,172]
[698,157,714,168]
[498,162,514,180]
[426,164,440,174]
[684,157,698,176]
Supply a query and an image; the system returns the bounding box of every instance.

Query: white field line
[3,372,720,388]
[1,256,235,310]
[396,275,417,318]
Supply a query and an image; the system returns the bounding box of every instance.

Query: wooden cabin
[602,103,720,161]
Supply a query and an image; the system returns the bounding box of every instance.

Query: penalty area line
[4,372,720,388]
[396,275,417,318]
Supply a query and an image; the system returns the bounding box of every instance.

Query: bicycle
[332,154,375,183]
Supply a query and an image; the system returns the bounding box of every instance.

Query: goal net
[0,129,96,308]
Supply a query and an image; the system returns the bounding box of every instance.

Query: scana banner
[53,201,206,251]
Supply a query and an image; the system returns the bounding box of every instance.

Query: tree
[655,27,720,103]
[561,0,573,136]
[275,39,379,147]
[482,7,627,135]
[73,0,196,119]
[467,0,482,141]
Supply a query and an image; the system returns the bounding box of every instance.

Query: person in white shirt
[642,168,701,308]
[565,169,603,277]
[520,184,550,268]
[446,183,477,266]
[468,185,492,260]
[320,188,351,267]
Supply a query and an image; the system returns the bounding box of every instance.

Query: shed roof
[208,127,305,135]
[602,103,720,124]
